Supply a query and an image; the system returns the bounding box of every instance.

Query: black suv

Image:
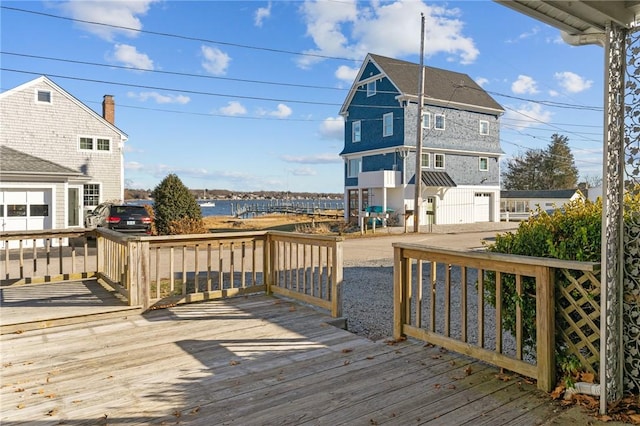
[85,203,152,234]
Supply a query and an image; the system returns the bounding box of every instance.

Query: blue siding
[341,76,404,156]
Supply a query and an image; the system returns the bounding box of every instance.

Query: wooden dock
[233,200,343,219]
[1,291,569,425]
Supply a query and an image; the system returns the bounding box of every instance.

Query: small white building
[500,189,585,221]
[0,76,128,237]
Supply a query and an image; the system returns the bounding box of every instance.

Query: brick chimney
[102,95,115,124]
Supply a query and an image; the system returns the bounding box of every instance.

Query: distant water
[129,198,344,217]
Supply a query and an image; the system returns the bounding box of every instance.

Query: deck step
[0,306,144,335]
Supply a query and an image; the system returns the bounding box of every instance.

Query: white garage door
[1,189,53,248]
[474,193,491,223]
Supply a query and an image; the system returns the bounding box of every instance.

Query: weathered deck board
[1,295,568,425]
[0,279,137,333]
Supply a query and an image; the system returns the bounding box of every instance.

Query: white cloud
[335,65,359,83]
[125,161,144,171]
[254,2,272,27]
[511,75,539,95]
[319,116,344,140]
[503,103,552,130]
[475,77,489,87]
[281,153,342,164]
[127,91,190,104]
[219,101,247,116]
[292,167,317,176]
[548,89,559,97]
[111,44,154,70]
[554,71,593,93]
[298,0,478,70]
[269,104,292,118]
[201,46,231,75]
[505,26,540,44]
[57,0,157,41]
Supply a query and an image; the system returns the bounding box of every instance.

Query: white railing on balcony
[358,170,400,188]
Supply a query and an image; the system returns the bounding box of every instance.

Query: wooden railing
[392,243,601,392]
[2,228,344,318]
[1,229,96,285]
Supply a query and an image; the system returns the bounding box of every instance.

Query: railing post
[127,240,138,306]
[264,233,272,294]
[331,239,344,318]
[393,246,406,339]
[96,232,104,276]
[536,265,556,392]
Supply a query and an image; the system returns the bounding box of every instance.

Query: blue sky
[1,1,605,193]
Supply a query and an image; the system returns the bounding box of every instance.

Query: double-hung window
[80,137,94,150]
[434,114,445,130]
[479,120,489,135]
[383,113,393,137]
[421,153,430,168]
[352,121,361,143]
[434,153,445,169]
[367,81,376,97]
[479,157,488,171]
[83,184,100,207]
[347,158,361,178]
[422,112,431,129]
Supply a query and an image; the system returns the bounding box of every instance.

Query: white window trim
[434,114,445,130]
[347,158,361,178]
[479,157,489,171]
[83,182,102,208]
[352,121,361,143]
[35,89,52,104]
[421,152,431,169]
[383,112,393,137]
[78,136,113,153]
[434,153,445,169]
[366,81,376,97]
[479,120,489,135]
[422,112,431,129]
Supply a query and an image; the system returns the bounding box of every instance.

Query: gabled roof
[0,76,128,140]
[340,53,504,116]
[501,189,582,199]
[0,146,85,178]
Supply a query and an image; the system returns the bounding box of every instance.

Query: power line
[1,51,347,92]
[0,5,358,62]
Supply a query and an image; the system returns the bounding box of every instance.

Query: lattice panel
[556,268,601,374]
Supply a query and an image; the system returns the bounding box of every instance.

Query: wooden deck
[0,293,569,425]
[1,280,140,333]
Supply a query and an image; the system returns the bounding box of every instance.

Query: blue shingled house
[339,53,504,226]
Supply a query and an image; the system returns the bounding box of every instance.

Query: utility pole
[413,13,426,233]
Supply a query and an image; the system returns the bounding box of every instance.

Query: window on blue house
[434,153,445,169]
[352,121,361,143]
[347,158,361,178]
[367,81,376,97]
[435,114,445,130]
[383,113,393,137]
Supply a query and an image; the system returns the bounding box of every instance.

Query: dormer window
[367,81,376,97]
[36,90,51,104]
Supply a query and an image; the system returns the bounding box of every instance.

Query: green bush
[151,174,204,235]
[483,199,602,353]
[484,193,639,366]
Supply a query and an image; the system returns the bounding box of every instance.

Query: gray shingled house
[340,53,504,226]
[0,76,127,238]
